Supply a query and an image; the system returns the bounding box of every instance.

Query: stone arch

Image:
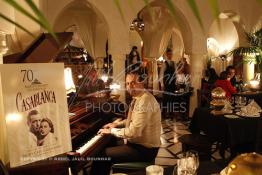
[53,0,109,59]
[132,0,192,58]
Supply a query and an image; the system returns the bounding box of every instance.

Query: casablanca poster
[0,63,72,167]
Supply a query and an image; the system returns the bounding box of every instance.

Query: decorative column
[0,31,8,164]
[146,57,159,94]
[95,57,104,78]
[0,32,8,63]
[189,53,206,117]
[243,55,256,83]
[112,54,126,103]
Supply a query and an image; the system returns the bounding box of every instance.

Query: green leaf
[24,0,57,42]
[127,0,135,14]
[186,0,204,32]
[113,0,126,24]
[208,0,221,30]
[4,0,57,41]
[143,0,153,21]
[4,0,42,26]
[164,0,185,31]
[0,13,35,37]
[256,0,262,6]
[165,0,176,17]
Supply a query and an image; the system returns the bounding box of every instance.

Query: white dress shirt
[111,91,161,148]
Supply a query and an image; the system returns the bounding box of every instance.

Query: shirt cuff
[111,128,121,137]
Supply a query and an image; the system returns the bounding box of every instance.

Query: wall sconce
[64,67,76,94]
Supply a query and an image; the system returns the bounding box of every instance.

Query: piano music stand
[0,160,9,175]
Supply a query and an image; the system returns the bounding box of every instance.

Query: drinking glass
[176,157,188,175]
[239,96,247,106]
[186,151,199,175]
[175,151,199,175]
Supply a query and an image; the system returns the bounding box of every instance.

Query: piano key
[75,135,102,155]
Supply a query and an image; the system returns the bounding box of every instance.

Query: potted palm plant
[229,28,262,90]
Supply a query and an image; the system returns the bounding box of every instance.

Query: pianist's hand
[97,128,111,135]
[103,122,117,129]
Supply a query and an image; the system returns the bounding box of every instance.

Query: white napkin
[222,100,233,113]
[239,100,262,117]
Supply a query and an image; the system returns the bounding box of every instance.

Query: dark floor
[155,117,229,170]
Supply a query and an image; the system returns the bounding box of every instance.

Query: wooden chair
[178,134,214,161]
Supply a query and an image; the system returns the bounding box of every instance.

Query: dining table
[189,107,262,157]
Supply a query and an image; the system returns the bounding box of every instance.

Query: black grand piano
[4,33,123,175]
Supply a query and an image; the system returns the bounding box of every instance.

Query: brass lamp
[210,87,226,114]
[249,79,260,91]
[226,153,262,175]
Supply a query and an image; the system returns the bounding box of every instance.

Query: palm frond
[208,0,221,30]
[24,0,57,41]
[143,0,153,21]
[113,0,126,24]
[0,13,35,37]
[186,0,204,32]
[256,0,262,6]
[229,47,259,56]
[3,0,56,40]
[165,0,176,17]
[164,0,184,29]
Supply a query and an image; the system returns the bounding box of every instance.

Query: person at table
[215,71,237,98]
[159,48,176,117]
[226,65,237,87]
[127,46,142,72]
[91,71,161,175]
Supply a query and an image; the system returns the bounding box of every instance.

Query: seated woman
[37,118,57,146]
[215,71,237,98]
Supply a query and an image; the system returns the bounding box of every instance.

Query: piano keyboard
[75,135,102,155]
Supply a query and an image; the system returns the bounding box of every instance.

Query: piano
[4,33,123,175]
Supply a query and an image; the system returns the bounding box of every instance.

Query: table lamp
[64,68,76,108]
[109,83,121,101]
[64,67,76,94]
[249,79,260,91]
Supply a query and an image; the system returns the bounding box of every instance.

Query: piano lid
[3,32,73,63]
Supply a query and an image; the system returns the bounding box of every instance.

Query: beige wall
[0,1,15,33]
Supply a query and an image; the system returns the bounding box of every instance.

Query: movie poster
[0,63,72,167]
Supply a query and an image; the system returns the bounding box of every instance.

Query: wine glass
[239,96,247,106]
[235,96,242,107]
[176,157,188,175]
[186,151,199,174]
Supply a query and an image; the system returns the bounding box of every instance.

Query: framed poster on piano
[0,63,72,168]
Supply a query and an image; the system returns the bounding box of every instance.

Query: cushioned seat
[112,161,153,173]
[178,134,213,160]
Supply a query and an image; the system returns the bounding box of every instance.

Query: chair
[112,161,153,173]
[178,134,214,161]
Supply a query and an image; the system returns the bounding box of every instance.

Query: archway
[53,0,109,60]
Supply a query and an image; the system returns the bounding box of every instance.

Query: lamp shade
[64,67,76,94]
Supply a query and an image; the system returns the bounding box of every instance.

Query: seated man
[91,71,161,175]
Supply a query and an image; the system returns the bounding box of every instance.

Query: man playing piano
[92,71,161,175]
